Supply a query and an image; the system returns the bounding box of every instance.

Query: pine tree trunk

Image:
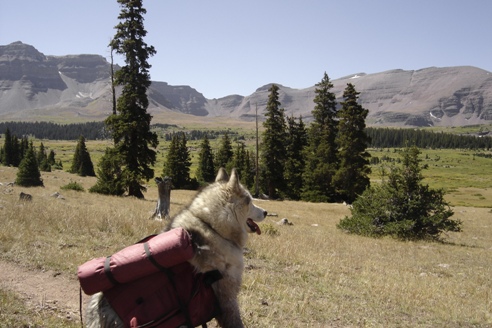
[151,177,172,220]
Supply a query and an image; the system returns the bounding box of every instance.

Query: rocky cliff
[1,42,491,127]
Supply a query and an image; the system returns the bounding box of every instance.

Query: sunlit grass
[0,166,491,327]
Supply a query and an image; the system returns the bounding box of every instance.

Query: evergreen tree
[260,84,287,199]
[71,136,95,177]
[89,148,125,196]
[15,142,43,187]
[2,128,14,166]
[19,137,29,166]
[333,83,371,203]
[231,141,254,189]
[37,142,51,172]
[47,150,56,166]
[338,145,461,240]
[163,133,192,189]
[196,135,215,183]
[101,0,158,198]
[284,115,308,200]
[215,132,233,171]
[302,72,339,202]
[37,142,47,165]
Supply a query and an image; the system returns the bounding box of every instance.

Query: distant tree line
[367,127,492,149]
[163,129,239,141]
[0,121,107,140]
[2,122,490,150]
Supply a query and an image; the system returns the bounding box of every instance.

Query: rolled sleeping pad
[78,227,194,295]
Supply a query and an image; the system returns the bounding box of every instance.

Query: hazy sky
[1,0,491,99]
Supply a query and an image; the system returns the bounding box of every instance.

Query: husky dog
[85,168,267,328]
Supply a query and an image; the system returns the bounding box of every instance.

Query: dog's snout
[263,211,268,217]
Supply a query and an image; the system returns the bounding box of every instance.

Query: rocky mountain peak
[1,42,491,127]
[0,41,47,62]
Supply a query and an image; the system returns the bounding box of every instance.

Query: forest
[1,121,491,149]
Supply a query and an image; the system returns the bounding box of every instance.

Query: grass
[369,148,492,207]
[0,165,491,327]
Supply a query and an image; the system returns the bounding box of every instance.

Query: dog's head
[215,168,267,235]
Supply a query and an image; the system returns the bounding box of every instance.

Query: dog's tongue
[247,218,261,235]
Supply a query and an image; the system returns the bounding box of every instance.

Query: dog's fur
[85,168,267,328]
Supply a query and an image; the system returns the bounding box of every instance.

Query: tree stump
[151,176,172,220]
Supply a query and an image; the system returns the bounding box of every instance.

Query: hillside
[1,41,492,127]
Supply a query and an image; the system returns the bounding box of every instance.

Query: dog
[85,168,267,328]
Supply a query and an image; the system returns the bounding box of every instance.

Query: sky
[1,0,491,99]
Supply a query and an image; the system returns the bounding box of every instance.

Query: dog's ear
[215,167,229,182]
[227,168,241,191]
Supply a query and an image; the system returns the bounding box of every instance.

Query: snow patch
[76,92,93,99]
[429,111,441,120]
[350,74,361,79]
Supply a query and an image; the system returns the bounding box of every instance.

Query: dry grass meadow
[0,162,491,327]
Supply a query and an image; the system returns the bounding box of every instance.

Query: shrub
[338,146,462,240]
[61,181,85,192]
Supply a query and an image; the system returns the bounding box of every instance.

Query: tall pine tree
[261,84,287,199]
[37,142,51,172]
[231,141,254,190]
[2,128,15,166]
[284,115,307,200]
[196,134,215,183]
[333,83,371,203]
[101,0,158,198]
[215,132,233,171]
[302,72,339,202]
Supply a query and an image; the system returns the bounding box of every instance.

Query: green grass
[369,148,492,207]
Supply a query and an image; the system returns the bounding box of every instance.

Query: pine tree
[19,137,29,166]
[196,135,215,183]
[163,133,192,189]
[260,84,287,199]
[338,145,461,240]
[47,150,56,166]
[231,141,254,189]
[284,115,308,200]
[333,83,371,203]
[16,142,43,187]
[302,72,339,202]
[89,148,125,196]
[2,128,14,166]
[71,136,95,177]
[215,132,233,171]
[37,142,51,172]
[101,0,158,198]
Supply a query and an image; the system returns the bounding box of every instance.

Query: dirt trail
[0,260,91,322]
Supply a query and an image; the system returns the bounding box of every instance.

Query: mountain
[1,41,492,127]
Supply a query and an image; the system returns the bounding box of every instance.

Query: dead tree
[150,176,172,220]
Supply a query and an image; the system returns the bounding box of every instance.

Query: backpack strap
[143,241,195,328]
[104,256,120,286]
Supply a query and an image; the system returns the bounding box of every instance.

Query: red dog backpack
[77,228,222,328]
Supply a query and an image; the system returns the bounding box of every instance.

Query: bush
[61,181,85,192]
[338,146,462,240]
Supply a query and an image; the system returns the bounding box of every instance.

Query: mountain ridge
[1,41,491,127]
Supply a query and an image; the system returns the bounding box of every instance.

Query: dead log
[150,176,172,220]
